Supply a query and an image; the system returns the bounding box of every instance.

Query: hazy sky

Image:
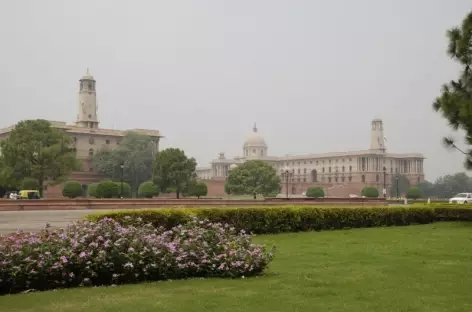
[1,0,471,180]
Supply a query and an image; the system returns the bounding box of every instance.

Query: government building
[0,70,162,197]
[196,120,425,197]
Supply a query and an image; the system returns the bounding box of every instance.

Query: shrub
[138,181,159,198]
[96,180,119,198]
[62,181,83,198]
[20,177,39,190]
[0,218,274,295]
[188,182,208,199]
[406,187,422,200]
[114,182,131,198]
[87,183,99,198]
[87,206,449,235]
[306,187,324,198]
[361,186,379,198]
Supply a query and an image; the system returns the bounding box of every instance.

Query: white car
[449,193,472,204]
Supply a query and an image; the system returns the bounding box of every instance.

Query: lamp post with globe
[281,166,293,199]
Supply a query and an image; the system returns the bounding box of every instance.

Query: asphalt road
[0,210,105,235]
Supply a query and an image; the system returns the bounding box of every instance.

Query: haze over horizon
[1,0,471,181]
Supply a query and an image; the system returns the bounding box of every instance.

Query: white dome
[243,123,267,147]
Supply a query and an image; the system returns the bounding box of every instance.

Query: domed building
[196,119,425,197]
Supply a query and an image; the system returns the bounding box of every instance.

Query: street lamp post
[281,166,292,199]
[382,166,387,198]
[395,175,399,201]
[120,163,124,199]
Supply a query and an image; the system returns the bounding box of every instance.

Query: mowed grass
[1,222,472,312]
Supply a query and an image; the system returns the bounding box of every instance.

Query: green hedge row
[86,206,472,235]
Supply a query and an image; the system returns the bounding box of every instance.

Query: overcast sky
[1,0,471,180]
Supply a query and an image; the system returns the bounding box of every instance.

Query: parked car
[448,193,472,204]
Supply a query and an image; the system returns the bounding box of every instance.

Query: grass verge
[1,222,471,312]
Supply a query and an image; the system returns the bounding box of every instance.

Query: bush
[96,180,119,198]
[0,218,274,295]
[361,186,379,198]
[306,187,324,198]
[87,183,99,198]
[114,182,131,198]
[62,181,83,198]
[138,181,159,198]
[188,182,208,198]
[87,206,456,235]
[20,177,39,190]
[406,187,422,199]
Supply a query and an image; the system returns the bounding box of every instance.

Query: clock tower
[76,69,99,129]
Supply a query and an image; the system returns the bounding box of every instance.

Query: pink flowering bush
[0,217,275,295]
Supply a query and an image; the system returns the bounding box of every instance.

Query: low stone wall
[0,198,387,211]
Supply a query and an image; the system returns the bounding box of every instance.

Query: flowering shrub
[0,218,275,295]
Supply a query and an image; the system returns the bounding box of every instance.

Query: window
[342,176,345,182]
[322,167,325,173]
[88,148,94,156]
[342,166,345,172]
[303,177,306,182]
[88,82,93,90]
[89,137,95,144]
[328,177,332,183]
[329,167,331,173]
[88,114,92,119]
[335,177,338,182]
[361,175,365,183]
[349,166,352,172]
[348,176,352,182]
[106,139,110,144]
[304,168,307,174]
[376,174,379,182]
[298,169,300,174]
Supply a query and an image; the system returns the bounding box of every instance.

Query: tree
[188,181,208,199]
[225,160,281,199]
[306,186,325,198]
[417,181,435,198]
[224,183,231,195]
[20,177,39,190]
[153,148,197,199]
[62,181,83,198]
[433,11,472,168]
[361,186,379,198]
[138,181,159,198]
[406,187,422,200]
[0,119,80,196]
[92,132,155,196]
[390,175,410,197]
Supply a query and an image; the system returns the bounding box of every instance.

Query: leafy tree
[406,187,422,200]
[390,175,410,197]
[306,186,325,198]
[138,181,159,198]
[0,119,80,196]
[433,11,472,168]
[62,181,83,198]
[224,183,231,195]
[20,177,39,190]
[92,132,155,196]
[226,160,281,199]
[417,181,435,198]
[96,180,119,198]
[361,186,379,198]
[153,148,197,199]
[188,181,208,199]
[87,183,99,198]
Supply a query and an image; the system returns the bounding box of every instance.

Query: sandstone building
[196,120,425,197]
[0,70,162,197]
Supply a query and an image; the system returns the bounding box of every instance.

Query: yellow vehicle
[18,190,41,199]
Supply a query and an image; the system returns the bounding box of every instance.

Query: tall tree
[92,132,155,195]
[153,148,197,199]
[226,160,281,199]
[433,11,472,168]
[0,119,79,196]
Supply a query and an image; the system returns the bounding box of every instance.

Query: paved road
[0,210,106,235]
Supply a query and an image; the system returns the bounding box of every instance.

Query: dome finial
[253,122,257,133]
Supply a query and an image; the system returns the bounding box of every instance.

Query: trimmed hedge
[87,206,472,235]
[62,181,83,198]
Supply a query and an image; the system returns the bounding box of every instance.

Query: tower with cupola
[76,69,99,129]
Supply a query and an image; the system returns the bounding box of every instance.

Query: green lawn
[1,222,472,312]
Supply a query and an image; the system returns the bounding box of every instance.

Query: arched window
[88,148,94,156]
[361,175,365,183]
